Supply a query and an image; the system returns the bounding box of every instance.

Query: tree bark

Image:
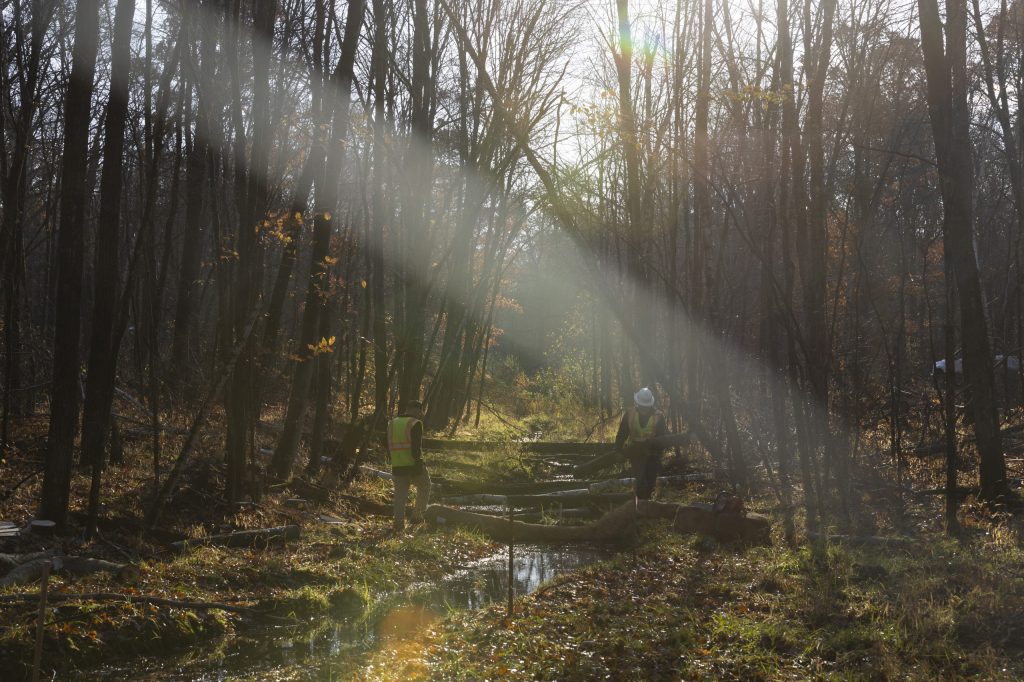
[917,0,1008,502]
[270,0,364,480]
[40,0,102,527]
[81,0,138,537]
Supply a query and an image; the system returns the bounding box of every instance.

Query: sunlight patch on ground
[355,605,438,681]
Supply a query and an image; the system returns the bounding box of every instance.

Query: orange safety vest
[626,408,659,445]
[387,416,420,468]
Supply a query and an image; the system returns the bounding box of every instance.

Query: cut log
[469,508,599,522]
[0,549,59,573]
[171,525,301,552]
[335,494,393,516]
[285,477,333,503]
[426,500,770,545]
[572,451,625,477]
[58,556,140,582]
[587,474,714,493]
[29,519,56,536]
[440,492,632,508]
[0,555,138,587]
[434,479,603,496]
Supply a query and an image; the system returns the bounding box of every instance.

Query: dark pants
[630,452,661,500]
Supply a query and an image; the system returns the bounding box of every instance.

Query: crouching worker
[615,387,668,500]
[387,399,431,532]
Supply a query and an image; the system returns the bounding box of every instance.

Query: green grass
[0,502,494,679]
[424,518,1024,681]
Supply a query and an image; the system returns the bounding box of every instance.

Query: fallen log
[806,531,917,548]
[0,549,59,573]
[587,474,714,493]
[171,525,301,552]
[335,494,393,516]
[440,492,632,508]
[0,555,138,587]
[426,500,770,545]
[432,479,599,496]
[285,477,334,503]
[572,450,625,477]
[469,508,599,522]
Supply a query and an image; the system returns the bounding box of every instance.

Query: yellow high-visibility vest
[387,416,420,468]
[626,408,658,445]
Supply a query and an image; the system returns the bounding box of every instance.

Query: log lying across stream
[425,500,770,545]
[440,492,633,508]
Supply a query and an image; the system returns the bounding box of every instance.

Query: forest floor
[0,410,513,680]
[422,499,1024,681]
[1,404,1024,680]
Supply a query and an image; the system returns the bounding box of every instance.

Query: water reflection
[88,545,610,681]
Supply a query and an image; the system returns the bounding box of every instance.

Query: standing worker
[615,387,668,500]
[387,399,431,532]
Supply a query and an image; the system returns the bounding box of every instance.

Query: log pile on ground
[425,499,770,545]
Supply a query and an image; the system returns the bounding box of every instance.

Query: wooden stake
[31,559,52,682]
[507,505,514,619]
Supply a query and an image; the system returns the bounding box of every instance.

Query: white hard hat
[634,387,655,407]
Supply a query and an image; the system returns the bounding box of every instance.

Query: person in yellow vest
[614,387,668,500]
[387,399,431,532]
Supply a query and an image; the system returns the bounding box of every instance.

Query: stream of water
[86,544,610,680]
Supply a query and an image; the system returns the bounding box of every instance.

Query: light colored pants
[393,469,431,529]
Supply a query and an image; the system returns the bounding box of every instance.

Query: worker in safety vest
[614,387,668,500]
[387,399,430,532]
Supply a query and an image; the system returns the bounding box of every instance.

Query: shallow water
[86,544,611,680]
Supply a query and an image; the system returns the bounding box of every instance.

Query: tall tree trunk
[81,0,137,467]
[369,0,391,419]
[170,0,216,378]
[271,0,364,480]
[40,0,102,527]
[614,0,654,383]
[2,1,53,458]
[395,0,436,410]
[918,0,1008,502]
[82,0,138,535]
[776,0,819,530]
